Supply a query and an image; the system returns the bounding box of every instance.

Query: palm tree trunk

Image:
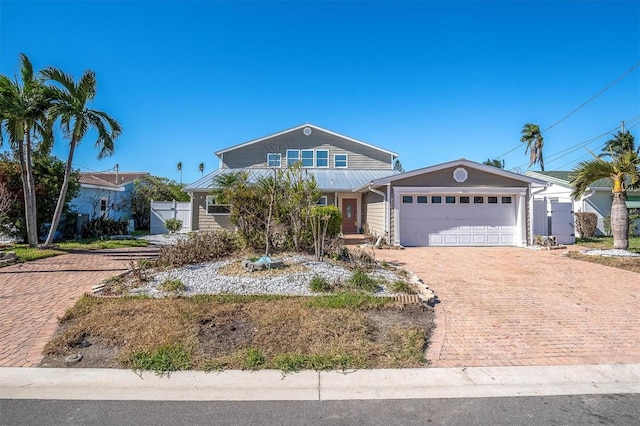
[44,139,76,246]
[18,130,39,246]
[611,192,629,250]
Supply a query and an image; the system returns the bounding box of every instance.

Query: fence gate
[150,200,191,234]
[532,198,575,245]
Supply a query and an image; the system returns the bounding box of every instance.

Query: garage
[360,159,549,248]
[398,193,517,246]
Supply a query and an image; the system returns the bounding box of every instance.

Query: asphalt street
[1,394,639,426]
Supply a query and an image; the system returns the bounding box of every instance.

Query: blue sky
[1,1,639,185]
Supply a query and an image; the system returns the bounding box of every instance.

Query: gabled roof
[527,171,614,189]
[214,123,398,158]
[184,168,399,192]
[79,172,150,187]
[358,158,548,190]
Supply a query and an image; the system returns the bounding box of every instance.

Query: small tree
[280,164,320,251]
[393,159,405,173]
[309,206,341,261]
[483,158,504,169]
[0,181,15,222]
[198,162,205,176]
[130,175,189,230]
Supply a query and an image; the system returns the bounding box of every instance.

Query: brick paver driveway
[376,247,640,368]
[0,247,158,367]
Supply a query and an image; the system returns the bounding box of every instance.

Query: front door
[341,198,358,234]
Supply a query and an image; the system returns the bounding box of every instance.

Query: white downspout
[368,185,388,244]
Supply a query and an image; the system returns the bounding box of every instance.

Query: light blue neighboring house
[69,172,149,223]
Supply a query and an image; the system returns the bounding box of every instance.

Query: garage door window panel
[431,196,442,203]
[445,196,456,204]
[402,196,413,203]
[417,196,428,203]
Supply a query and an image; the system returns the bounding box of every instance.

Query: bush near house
[574,212,598,238]
[164,218,182,234]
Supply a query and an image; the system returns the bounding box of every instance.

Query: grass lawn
[575,236,640,253]
[42,293,433,374]
[570,236,640,273]
[1,237,149,266]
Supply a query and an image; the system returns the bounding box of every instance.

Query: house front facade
[183,124,399,234]
[183,124,547,247]
[70,172,149,223]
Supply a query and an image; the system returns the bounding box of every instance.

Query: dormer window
[267,153,281,168]
[334,154,348,168]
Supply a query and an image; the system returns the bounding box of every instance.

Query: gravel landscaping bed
[132,254,408,298]
[580,249,640,257]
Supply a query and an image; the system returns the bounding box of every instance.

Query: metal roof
[184,168,399,192]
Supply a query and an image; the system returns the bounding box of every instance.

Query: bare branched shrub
[347,247,377,271]
[157,230,241,267]
[575,212,598,238]
[0,182,15,221]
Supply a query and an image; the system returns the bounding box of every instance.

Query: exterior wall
[69,187,130,221]
[391,166,529,188]
[191,192,234,232]
[584,192,613,236]
[363,192,385,237]
[221,127,392,170]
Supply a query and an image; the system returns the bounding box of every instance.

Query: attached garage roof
[357,158,548,190]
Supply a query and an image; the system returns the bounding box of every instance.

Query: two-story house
[184,124,547,246]
[184,124,399,234]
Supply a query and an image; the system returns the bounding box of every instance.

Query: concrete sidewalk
[2,364,639,401]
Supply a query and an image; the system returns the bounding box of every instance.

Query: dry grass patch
[42,294,433,374]
[566,251,640,274]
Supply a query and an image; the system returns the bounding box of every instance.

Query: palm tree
[570,150,640,249]
[0,54,53,246]
[41,67,121,246]
[520,123,545,171]
[198,162,205,176]
[601,130,636,157]
[177,162,182,184]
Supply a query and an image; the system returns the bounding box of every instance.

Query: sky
[1,0,639,185]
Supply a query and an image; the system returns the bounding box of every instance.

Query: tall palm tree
[520,123,545,171]
[570,150,640,249]
[177,161,182,184]
[41,67,121,246]
[601,130,636,157]
[198,162,205,176]
[0,54,53,246]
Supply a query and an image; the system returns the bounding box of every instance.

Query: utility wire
[495,61,640,160]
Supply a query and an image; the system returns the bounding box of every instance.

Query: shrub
[389,281,416,294]
[157,230,241,267]
[346,269,379,293]
[309,274,332,292]
[81,217,130,238]
[160,279,186,293]
[164,218,182,234]
[574,212,598,238]
[347,247,377,271]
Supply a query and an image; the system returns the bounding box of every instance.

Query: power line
[495,61,640,160]
[542,61,640,133]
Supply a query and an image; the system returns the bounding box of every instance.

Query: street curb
[1,364,639,401]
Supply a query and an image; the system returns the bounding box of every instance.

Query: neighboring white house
[69,172,149,225]
[526,171,640,237]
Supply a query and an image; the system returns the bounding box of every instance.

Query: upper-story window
[267,153,281,168]
[334,154,348,168]
[286,149,300,167]
[316,150,329,168]
[301,150,314,167]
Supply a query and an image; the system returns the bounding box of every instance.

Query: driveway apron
[376,247,640,368]
[0,248,158,367]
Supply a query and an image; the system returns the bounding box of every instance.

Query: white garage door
[399,194,517,246]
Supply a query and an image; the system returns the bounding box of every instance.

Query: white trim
[266,153,282,168]
[286,149,300,167]
[316,196,328,206]
[80,183,126,192]
[362,159,548,190]
[315,149,329,168]
[215,123,398,158]
[334,153,348,168]
[205,195,231,215]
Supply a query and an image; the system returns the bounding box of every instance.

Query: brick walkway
[0,247,158,367]
[375,246,640,368]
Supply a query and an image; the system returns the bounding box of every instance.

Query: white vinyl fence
[533,199,575,245]
[150,200,191,234]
